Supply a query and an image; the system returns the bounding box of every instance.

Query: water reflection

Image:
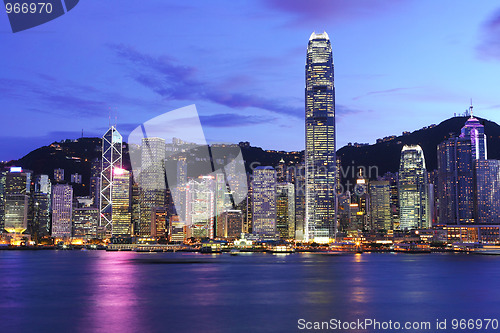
[77,252,145,332]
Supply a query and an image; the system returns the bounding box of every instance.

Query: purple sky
[1,0,500,161]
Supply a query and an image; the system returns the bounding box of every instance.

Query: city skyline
[2,1,500,161]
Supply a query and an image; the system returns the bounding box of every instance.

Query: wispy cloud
[352,87,417,101]
[110,44,304,118]
[264,0,402,27]
[477,8,500,60]
[0,75,164,119]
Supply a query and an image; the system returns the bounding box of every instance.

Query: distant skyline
[2,0,500,161]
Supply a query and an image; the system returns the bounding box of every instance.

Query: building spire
[469,98,473,118]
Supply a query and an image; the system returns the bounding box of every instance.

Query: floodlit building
[305,32,336,243]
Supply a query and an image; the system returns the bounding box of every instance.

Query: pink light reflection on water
[76,251,149,333]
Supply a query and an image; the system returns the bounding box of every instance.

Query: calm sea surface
[1,251,499,333]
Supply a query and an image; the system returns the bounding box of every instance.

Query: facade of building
[72,207,99,239]
[51,184,73,238]
[474,159,500,224]
[398,145,429,230]
[100,126,123,236]
[138,137,165,237]
[111,168,131,237]
[4,168,31,234]
[369,181,392,231]
[438,116,487,225]
[33,175,52,239]
[305,32,336,243]
[276,182,295,239]
[252,167,277,238]
[185,176,215,239]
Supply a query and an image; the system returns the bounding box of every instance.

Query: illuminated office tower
[72,207,99,239]
[276,182,295,239]
[131,182,140,236]
[369,181,392,231]
[438,114,487,225]
[151,207,167,238]
[51,184,73,238]
[4,167,31,234]
[381,172,400,230]
[33,175,52,239]
[221,210,243,239]
[100,126,123,236]
[138,137,165,236]
[185,176,215,239]
[245,180,253,233]
[460,111,487,160]
[474,160,500,224]
[252,167,277,238]
[215,173,229,237]
[305,32,336,243]
[172,156,187,217]
[398,145,429,230]
[294,162,306,240]
[111,168,131,237]
[337,191,351,232]
[0,170,7,232]
[169,215,186,243]
[90,158,101,208]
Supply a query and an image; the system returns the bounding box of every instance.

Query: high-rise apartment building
[305,32,336,243]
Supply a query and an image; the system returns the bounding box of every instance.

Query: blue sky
[1,0,500,161]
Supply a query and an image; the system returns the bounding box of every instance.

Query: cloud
[336,104,366,115]
[264,0,401,27]
[477,8,500,60]
[199,113,276,127]
[110,44,304,118]
[0,74,166,120]
[352,87,417,101]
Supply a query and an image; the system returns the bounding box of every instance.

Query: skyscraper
[398,145,429,230]
[305,32,336,243]
[276,182,295,238]
[369,181,392,231]
[138,137,165,236]
[4,167,31,234]
[51,184,73,238]
[474,159,500,224]
[252,166,277,238]
[111,168,131,237]
[33,175,51,239]
[185,176,215,239]
[100,126,123,236]
[438,115,486,225]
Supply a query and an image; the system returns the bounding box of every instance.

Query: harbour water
[1,251,499,332]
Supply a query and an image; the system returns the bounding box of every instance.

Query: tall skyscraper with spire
[305,32,336,243]
[399,145,430,230]
[99,126,123,236]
